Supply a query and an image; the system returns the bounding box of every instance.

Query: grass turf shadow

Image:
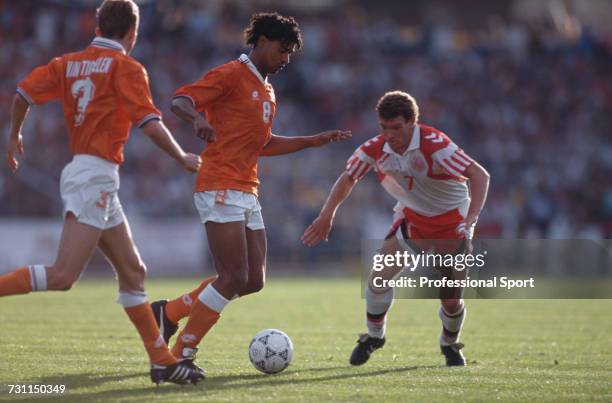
[40,364,442,402]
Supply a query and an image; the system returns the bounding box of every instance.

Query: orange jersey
[17,37,161,164]
[174,54,276,196]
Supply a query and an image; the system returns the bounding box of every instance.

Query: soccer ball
[248,329,293,374]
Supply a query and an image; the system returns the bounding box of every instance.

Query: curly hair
[96,0,139,39]
[376,91,420,123]
[244,12,302,49]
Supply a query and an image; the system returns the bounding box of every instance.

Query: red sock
[171,299,220,357]
[124,303,177,366]
[0,267,31,297]
[165,276,217,324]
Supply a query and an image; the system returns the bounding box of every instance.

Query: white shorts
[60,155,125,230]
[194,190,265,230]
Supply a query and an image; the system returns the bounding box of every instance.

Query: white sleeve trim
[346,155,373,181]
[442,157,465,176]
[172,94,196,107]
[136,113,161,128]
[354,148,375,165]
[16,87,34,105]
[432,144,472,177]
[453,150,473,166]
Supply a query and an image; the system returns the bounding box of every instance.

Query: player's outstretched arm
[461,161,490,233]
[6,94,30,173]
[260,130,352,157]
[170,97,216,143]
[301,172,357,247]
[141,120,202,173]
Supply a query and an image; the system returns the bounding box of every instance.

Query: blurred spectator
[1,0,610,263]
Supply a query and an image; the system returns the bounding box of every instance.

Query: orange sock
[0,267,32,297]
[165,276,217,324]
[171,299,220,357]
[124,303,177,366]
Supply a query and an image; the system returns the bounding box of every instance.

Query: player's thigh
[205,221,249,277]
[369,236,406,286]
[246,228,267,283]
[50,213,102,286]
[98,220,146,292]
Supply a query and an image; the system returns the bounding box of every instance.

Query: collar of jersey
[383,124,421,156]
[238,54,268,85]
[90,37,126,54]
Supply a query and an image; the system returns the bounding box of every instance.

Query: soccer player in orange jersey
[149,13,351,370]
[0,0,204,385]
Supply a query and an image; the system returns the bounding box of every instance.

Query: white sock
[365,286,394,338]
[117,291,147,308]
[198,284,229,313]
[439,302,466,346]
[29,265,47,291]
[366,315,387,339]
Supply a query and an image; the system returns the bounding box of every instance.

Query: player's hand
[194,115,216,143]
[458,214,478,237]
[311,130,352,147]
[301,215,333,247]
[181,153,201,173]
[6,133,24,173]
[457,214,478,253]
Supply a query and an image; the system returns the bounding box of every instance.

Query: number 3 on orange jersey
[262,101,271,123]
[71,77,95,126]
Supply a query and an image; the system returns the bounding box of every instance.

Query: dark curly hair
[244,12,302,49]
[376,91,420,123]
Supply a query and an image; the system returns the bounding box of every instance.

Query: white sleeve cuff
[172,94,196,107]
[16,87,34,105]
[136,113,161,128]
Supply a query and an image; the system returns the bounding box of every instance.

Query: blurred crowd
[0,0,610,262]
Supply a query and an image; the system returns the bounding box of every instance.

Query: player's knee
[55,278,75,291]
[47,267,79,291]
[217,267,249,293]
[231,270,249,291]
[123,262,147,290]
[441,298,463,314]
[242,276,265,296]
[133,262,147,281]
[252,276,265,293]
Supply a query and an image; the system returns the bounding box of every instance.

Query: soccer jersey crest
[410,153,427,174]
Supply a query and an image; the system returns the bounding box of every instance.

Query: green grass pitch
[0,278,610,402]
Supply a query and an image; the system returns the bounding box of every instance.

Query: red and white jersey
[346,124,473,217]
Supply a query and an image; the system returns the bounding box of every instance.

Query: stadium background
[0,0,610,276]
